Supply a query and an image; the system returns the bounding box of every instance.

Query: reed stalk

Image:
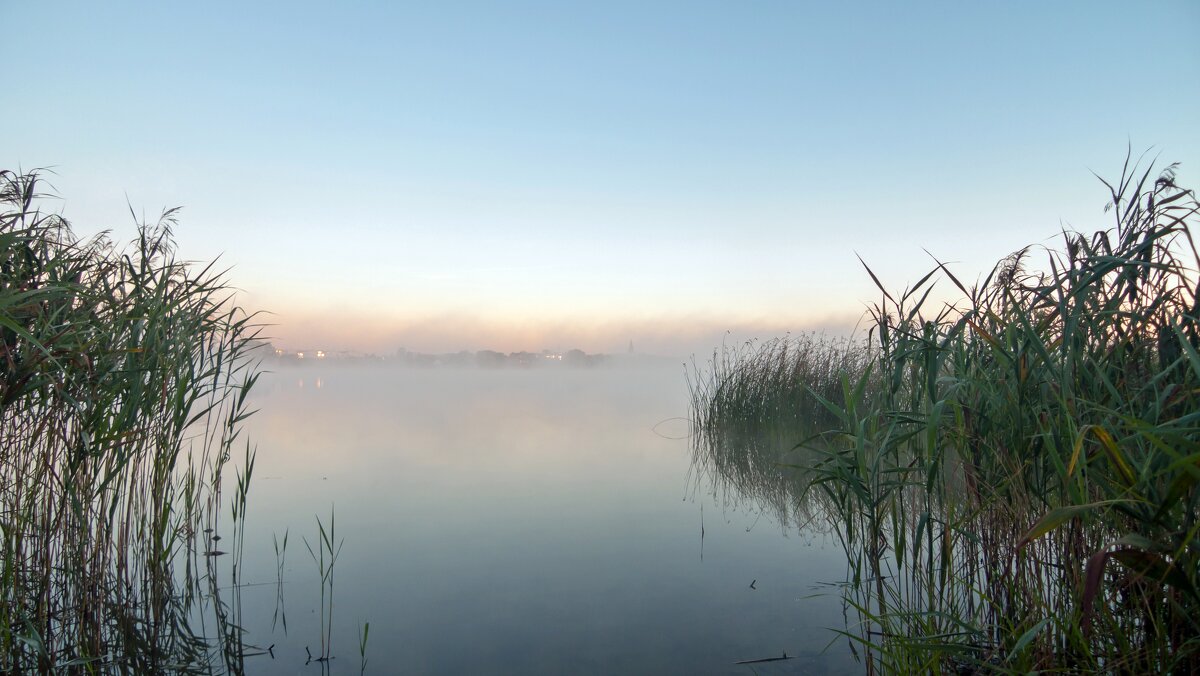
[0,169,263,672]
[692,152,1200,673]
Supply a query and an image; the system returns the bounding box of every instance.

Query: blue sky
[5,1,1198,355]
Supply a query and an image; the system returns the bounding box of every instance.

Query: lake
[219,360,857,674]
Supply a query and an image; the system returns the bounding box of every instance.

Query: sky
[4,1,1198,357]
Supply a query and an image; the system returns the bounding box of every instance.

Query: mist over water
[259,311,863,362]
[229,361,856,674]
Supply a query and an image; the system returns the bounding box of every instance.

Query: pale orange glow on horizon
[248,304,866,357]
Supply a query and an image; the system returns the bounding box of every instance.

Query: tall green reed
[0,169,263,672]
[692,153,1200,673]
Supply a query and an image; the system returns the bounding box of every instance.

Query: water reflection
[228,363,855,674]
[690,418,833,537]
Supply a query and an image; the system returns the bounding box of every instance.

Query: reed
[688,333,874,526]
[692,153,1200,673]
[304,508,343,664]
[0,169,263,672]
[358,620,370,674]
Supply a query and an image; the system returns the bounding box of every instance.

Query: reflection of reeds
[688,334,873,527]
[0,170,262,671]
[691,154,1200,673]
[273,529,289,634]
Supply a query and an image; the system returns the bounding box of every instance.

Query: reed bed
[692,154,1200,673]
[689,334,874,527]
[0,169,262,672]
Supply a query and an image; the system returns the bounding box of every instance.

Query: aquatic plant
[692,152,1200,673]
[305,507,343,664]
[358,620,369,674]
[0,169,263,672]
[688,333,874,527]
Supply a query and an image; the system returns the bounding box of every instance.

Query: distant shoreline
[257,343,682,369]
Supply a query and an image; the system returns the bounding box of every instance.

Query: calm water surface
[223,362,856,674]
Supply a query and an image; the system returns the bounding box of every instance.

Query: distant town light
[316,350,326,359]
